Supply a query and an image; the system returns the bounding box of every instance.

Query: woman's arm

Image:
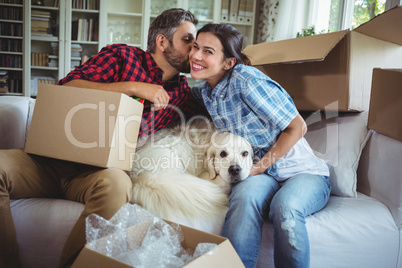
[63,79,170,111]
[249,114,307,176]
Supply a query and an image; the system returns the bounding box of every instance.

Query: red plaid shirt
[58,44,205,138]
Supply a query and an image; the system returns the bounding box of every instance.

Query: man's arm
[63,79,170,111]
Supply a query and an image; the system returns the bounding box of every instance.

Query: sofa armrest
[357,131,402,228]
[0,96,35,149]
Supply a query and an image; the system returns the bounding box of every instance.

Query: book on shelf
[0,70,21,94]
[31,27,50,34]
[88,18,93,41]
[0,6,22,21]
[31,17,51,25]
[221,0,229,21]
[0,39,22,52]
[71,44,83,57]
[30,75,57,96]
[0,70,8,94]
[72,0,99,10]
[77,18,85,41]
[237,0,246,22]
[0,55,22,68]
[48,57,58,67]
[51,42,58,54]
[73,18,98,41]
[245,0,254,23]
[31,52,49,67]
[31,16,52,35]
[71,20,78,40]
[91,18,98,41]
[0,22,23,37]
[229,0,240,22]
[81,55,89,65]
[31,10,52,18]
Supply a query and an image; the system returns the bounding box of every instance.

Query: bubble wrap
[85,203,218,267]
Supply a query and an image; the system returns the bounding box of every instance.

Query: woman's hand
[249,163,267,177]
[247,114,307,178]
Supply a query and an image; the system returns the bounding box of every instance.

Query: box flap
[243,30,348,65]
[354,5,402,45]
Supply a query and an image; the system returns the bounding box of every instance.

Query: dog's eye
[242,151,249,157]
[220,151,228,158]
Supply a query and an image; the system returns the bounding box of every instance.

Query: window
[313,0,386,33]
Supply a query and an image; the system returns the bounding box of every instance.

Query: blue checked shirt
[192,64,329,180]
[192,64,298,150]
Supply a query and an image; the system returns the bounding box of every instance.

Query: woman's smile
[191,62,206,71]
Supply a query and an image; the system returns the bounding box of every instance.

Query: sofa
[1,95,401,268]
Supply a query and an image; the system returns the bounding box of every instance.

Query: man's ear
[155,34,169,52]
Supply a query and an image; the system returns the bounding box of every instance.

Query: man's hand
[130,82,170,111]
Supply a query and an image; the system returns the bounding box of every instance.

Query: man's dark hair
[147,8,198,53]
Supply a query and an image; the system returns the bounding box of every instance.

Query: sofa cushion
[304,111,371,197]
[0,96,35,149]
[10,198,84,268]
[357,131,402,228]
[257,193,399,268]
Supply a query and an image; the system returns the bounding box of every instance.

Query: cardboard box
[25,84,143,171]
[72,220,245,268]
[368,68,402,142]
[243,5,402,112]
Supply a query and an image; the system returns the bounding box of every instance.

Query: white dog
[130,118,254,234]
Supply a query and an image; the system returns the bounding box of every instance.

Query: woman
[189,23,331,268]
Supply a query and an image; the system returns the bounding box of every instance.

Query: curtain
[257,0,323,43]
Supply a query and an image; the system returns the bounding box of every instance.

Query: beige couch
[1,95,401,268]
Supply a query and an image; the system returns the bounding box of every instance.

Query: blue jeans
[221,173,331,268]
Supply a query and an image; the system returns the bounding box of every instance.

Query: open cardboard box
[243,5,402,112]
[25,84,143,171]
[368,68,402,142]
[72,220,244,268]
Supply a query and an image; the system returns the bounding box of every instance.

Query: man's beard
[163,44,191,73]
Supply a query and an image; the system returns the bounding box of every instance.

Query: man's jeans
[222,173,331,268]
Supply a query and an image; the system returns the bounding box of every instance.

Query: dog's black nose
[229,165,241,175]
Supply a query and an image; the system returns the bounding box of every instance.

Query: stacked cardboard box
[243,6,402,112]
[368,68,402,142]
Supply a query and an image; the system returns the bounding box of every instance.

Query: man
[60,8,201,137]
[0,8,201,268]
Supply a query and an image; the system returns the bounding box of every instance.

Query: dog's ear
[205,147,218,180]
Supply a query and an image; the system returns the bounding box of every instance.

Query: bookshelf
[27,0,102,97]
[100,0,144,48]
[0,0,25,95]
[28,0,62,96]
[66,0,101,76]
[104,0,256,51]
[1,0,256,96]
